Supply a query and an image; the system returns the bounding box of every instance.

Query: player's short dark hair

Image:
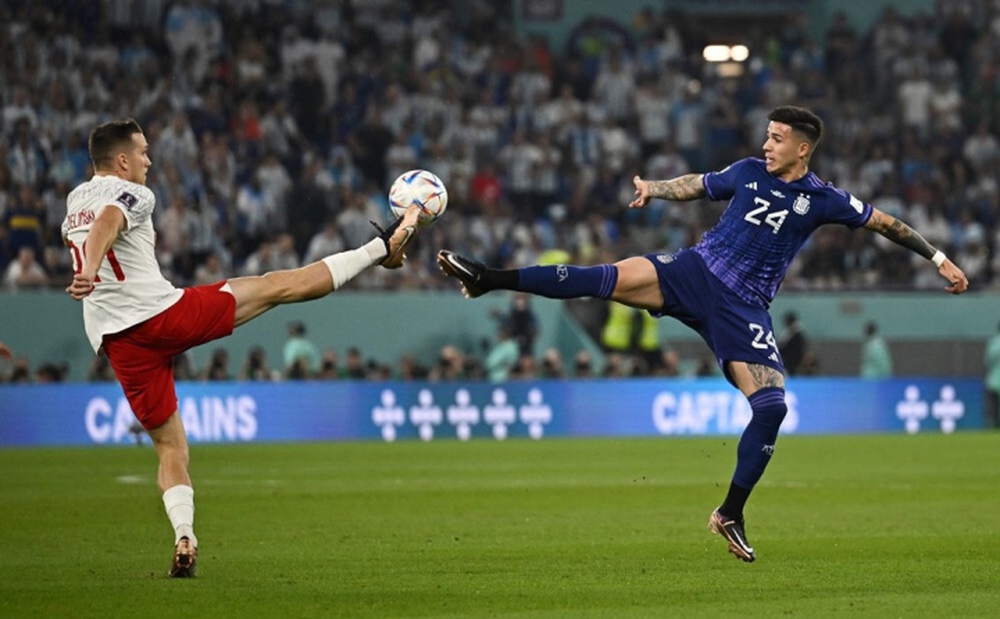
[89,118,143,170]
[768,106,823,145]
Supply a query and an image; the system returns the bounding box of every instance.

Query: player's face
[124,132,152,185]
[762,121,807,180]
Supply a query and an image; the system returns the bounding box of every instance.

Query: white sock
[322,239,386,289]
[162,484,197,547]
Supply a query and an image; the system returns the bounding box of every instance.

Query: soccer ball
[388,169,448,226]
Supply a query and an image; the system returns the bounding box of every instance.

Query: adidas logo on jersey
[745,182,757,190]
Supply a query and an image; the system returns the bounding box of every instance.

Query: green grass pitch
[2,433,998,618]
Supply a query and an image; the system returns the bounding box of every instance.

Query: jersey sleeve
[826,187,872,229]
[702,158,753,201]
[105,184,155,230]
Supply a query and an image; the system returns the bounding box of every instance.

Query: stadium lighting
[703,45,730,62]
[702,44,750,63]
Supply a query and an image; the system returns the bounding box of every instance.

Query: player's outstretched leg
[436,250,618,300]
[374,205,421,269]
[437,250,489,297]
[708,509,755,563]
[169,536,198,577]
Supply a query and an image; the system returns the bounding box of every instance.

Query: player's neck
[94,169,132,183]
[775,163,809,183]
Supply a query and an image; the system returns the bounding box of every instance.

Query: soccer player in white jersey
[62,118,420,577]
[438,106,969,562]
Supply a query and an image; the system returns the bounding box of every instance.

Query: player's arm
[864,207,968,294]
[66,206,127,300]
[630,174,706,208]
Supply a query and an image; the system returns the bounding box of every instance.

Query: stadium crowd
[2,0,999,382]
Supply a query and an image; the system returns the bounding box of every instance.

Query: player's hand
[629,175,651,208]
[66,273,96,300]
[940,259,969,294]
[0,342,11,359]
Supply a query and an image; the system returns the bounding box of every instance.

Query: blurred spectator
[7,119,46,187]
[540,348,565,378]
[201,348,231,381]
[35,361,68,383]
[654,348,681,377]
[8,356,32,383]
[173,352,197,381]
[241,239,279,276]
[87,354,116,382]
[432,345,465,381]
[573,350,594,378]
[860,322,893,378]
[514,353,537,380]
[239,346,277,381]
[235,175,268,244]
[193,251,229,285]
[255,153,293,231]
[156,113,198,170]
[778,311,810,376]
[4,246,48,289]
[283,321,320,379]
[272,233,300,271]
[398,354,429,381]
[496,293,538,357]
[485,324,519,382]
[303,220,346,265]
[260,99,302,166]
[5,184,44,257]
[342,346,367,380]
[602,352,625,378]
[317,348,340,380]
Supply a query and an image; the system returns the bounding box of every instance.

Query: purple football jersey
[694,157,872,308]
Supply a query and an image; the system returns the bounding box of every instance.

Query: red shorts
[103,282,235,430]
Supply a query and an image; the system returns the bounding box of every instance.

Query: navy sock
[499,264,618,300]
[721,386,788,518]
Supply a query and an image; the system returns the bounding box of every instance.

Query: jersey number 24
[745,197,788,234]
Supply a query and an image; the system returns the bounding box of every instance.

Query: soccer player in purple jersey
[437,105,968,562]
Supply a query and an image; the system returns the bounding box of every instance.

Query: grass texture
[1,433,998,618]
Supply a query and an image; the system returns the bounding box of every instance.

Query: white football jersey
[62,175,183,352]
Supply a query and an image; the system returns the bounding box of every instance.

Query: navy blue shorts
[644,249,784,382]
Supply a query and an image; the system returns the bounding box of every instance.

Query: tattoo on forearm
[748,364,784,389]
[866,211,936,260]
[647,174,706,201]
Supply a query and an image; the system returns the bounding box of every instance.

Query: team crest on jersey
[792,193,810,215]
[656,254,674,264]
[116,191,138,211]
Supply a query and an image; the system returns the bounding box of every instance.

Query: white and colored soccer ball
[388,169,448,226]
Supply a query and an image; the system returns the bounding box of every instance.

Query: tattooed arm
[864,207,969,294]
[864,208,937,258]
[630,174,706,208]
